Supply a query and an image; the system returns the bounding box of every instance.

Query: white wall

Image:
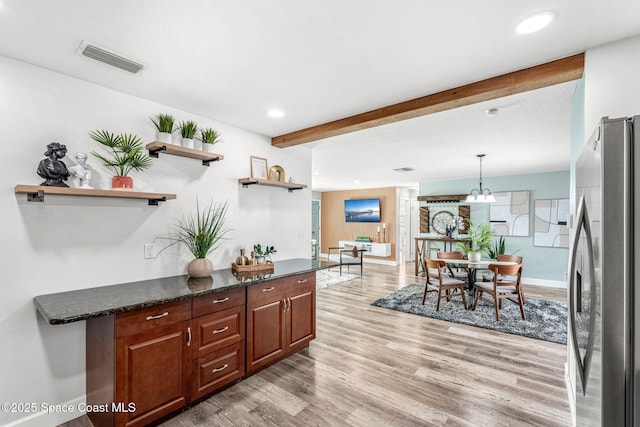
[0,55,311,426]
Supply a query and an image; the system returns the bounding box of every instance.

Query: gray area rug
[371,283,567,344]
[316,268,359,289]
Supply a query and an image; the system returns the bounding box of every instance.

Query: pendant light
[466,154,496,203]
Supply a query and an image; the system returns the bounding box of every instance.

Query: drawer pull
[146,312,169,321]
[262,287,275,292]
[187,326,192,347]
[297,278,308,284]
[212,326,229,334]
[213,297,230,304]
[212,364,228,373]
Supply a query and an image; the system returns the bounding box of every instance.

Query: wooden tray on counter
[231,262,275,273]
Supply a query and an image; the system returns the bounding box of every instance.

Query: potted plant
[456,221,495,262]
[160,199,230,278]
[150,113,175,145]
[198,127,223,153]
[89,130,153,190]
[253,244,277,264]
[178,120,198,149]
[486,236,506,260]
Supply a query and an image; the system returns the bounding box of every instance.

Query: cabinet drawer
[115,299,192,338]
[247,279,286,304]
[192,287,245,317]
[282,272,315,292]
[191,341,245,401]
[193,305,245,357]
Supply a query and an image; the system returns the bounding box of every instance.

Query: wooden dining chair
[423,258,467,311]
[436,251,469,282]
[496,254,525,304]
[472,263,525,321]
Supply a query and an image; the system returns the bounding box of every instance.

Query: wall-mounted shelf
[417,194,468,203]
[238,178,307,192]
[15,185,176,206]
[145,142,224,166]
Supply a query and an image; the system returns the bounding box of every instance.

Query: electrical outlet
[144,243,154,259]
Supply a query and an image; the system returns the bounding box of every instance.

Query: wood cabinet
[246,272,315,374]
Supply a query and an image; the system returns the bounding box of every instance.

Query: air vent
[76,41,144,74]
[393,167,414,172]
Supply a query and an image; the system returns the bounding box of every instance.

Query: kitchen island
[34,258,334,427]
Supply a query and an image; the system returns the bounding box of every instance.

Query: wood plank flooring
[61,262,571,427]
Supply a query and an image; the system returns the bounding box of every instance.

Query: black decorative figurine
[37,142,70,187]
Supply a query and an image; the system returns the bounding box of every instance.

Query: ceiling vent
[393,167,414,172]
[76,41,144,74]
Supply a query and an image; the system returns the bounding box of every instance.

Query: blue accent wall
[420,170,569,283]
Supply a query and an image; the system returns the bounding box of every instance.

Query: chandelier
[466,154,496,203]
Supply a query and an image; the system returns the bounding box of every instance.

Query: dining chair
[436,251,469,282]
[496,254,525,304]
[472,263,525,321]
[423,258,467,311]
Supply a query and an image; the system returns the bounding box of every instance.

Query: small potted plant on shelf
[150,113,175,145]
[253,244,277,264]
[89,130,153,190]
[456,221,495,262]
[178,120,198,149]
[159,199,230,278]
[198,127,223,153]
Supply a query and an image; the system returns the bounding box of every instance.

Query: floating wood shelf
[238,178,307,192]
[145,142,224,166]
[417,194,468,203]
[14,185,176,206]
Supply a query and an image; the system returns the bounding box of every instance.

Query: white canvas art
[534,199,569,248]
[489,191,530,236]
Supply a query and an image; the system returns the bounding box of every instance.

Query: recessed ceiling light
[485,108,498,117]
[393,167,414,172]
[516,12,554,34]
[267,109,285,118]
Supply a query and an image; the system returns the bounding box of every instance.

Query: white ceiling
[1,1,639,191]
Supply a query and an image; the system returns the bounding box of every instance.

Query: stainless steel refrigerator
[570,115,639,426]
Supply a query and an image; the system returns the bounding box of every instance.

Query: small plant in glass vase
[456,221,495,262]
[253,244,277,264]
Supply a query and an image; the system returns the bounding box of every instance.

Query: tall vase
[235,249,249,266]
[187,258,213,278]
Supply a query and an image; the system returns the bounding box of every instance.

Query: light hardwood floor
[62,262,571,427]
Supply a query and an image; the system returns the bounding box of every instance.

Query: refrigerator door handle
[569,194,598,395]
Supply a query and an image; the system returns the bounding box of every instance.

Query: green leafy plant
[90,130,153,177]
[150,113,175,133]
[199,127,223,145]
[160,199,230,259]
[253,244,277,257]
[178,120,199,139]
[486,236,506,260]
[456,221,495,256]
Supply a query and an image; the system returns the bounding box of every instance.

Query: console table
[339,240,391,257]
[414,237,471,276]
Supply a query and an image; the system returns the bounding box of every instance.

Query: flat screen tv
[344,198,381,222]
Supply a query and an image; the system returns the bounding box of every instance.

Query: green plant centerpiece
[161,199,230,278]
[198,127,223,152]
[253,244,277,264]
[89,130,153,190]
[456,221,495,262]
[178,120,198,149]
[150,113,175,144]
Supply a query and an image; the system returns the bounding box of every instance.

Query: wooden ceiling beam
[271,53,584,148]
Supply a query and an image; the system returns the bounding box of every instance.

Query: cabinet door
[286,285,316,354]
[115,321,191,427]
[246,297,285,374]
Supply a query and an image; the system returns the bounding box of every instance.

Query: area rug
[371,283,567,344]
[316,268,359,289]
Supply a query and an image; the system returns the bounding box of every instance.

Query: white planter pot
[157,131,173,145]
[203,143,217,153]
[181,138,194,149]
[468,251,482,262]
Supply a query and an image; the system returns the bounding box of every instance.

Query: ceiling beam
[272,52,584,148]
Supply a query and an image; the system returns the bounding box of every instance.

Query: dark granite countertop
[34,258,336,325]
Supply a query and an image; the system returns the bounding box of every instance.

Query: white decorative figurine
[68,152,93,189]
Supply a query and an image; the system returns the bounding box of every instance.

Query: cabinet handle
[213,297,230,304]
[187,326,192,347]
[212,326,229,334]
[212,363,228,373]
[297,279,308,284]
[262,287,275,292]
[146,312,169,321]
[287,297,291,311]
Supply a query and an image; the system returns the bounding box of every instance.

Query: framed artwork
[534,199,569,247]
[490,191,530,236]
[250,156,268,179]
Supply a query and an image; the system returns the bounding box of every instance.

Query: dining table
[414,236,471,276]
[442,259,518,309]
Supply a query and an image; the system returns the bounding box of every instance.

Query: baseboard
[565,362,576,426]
[521,277,566,288]
[3,396,85,427]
